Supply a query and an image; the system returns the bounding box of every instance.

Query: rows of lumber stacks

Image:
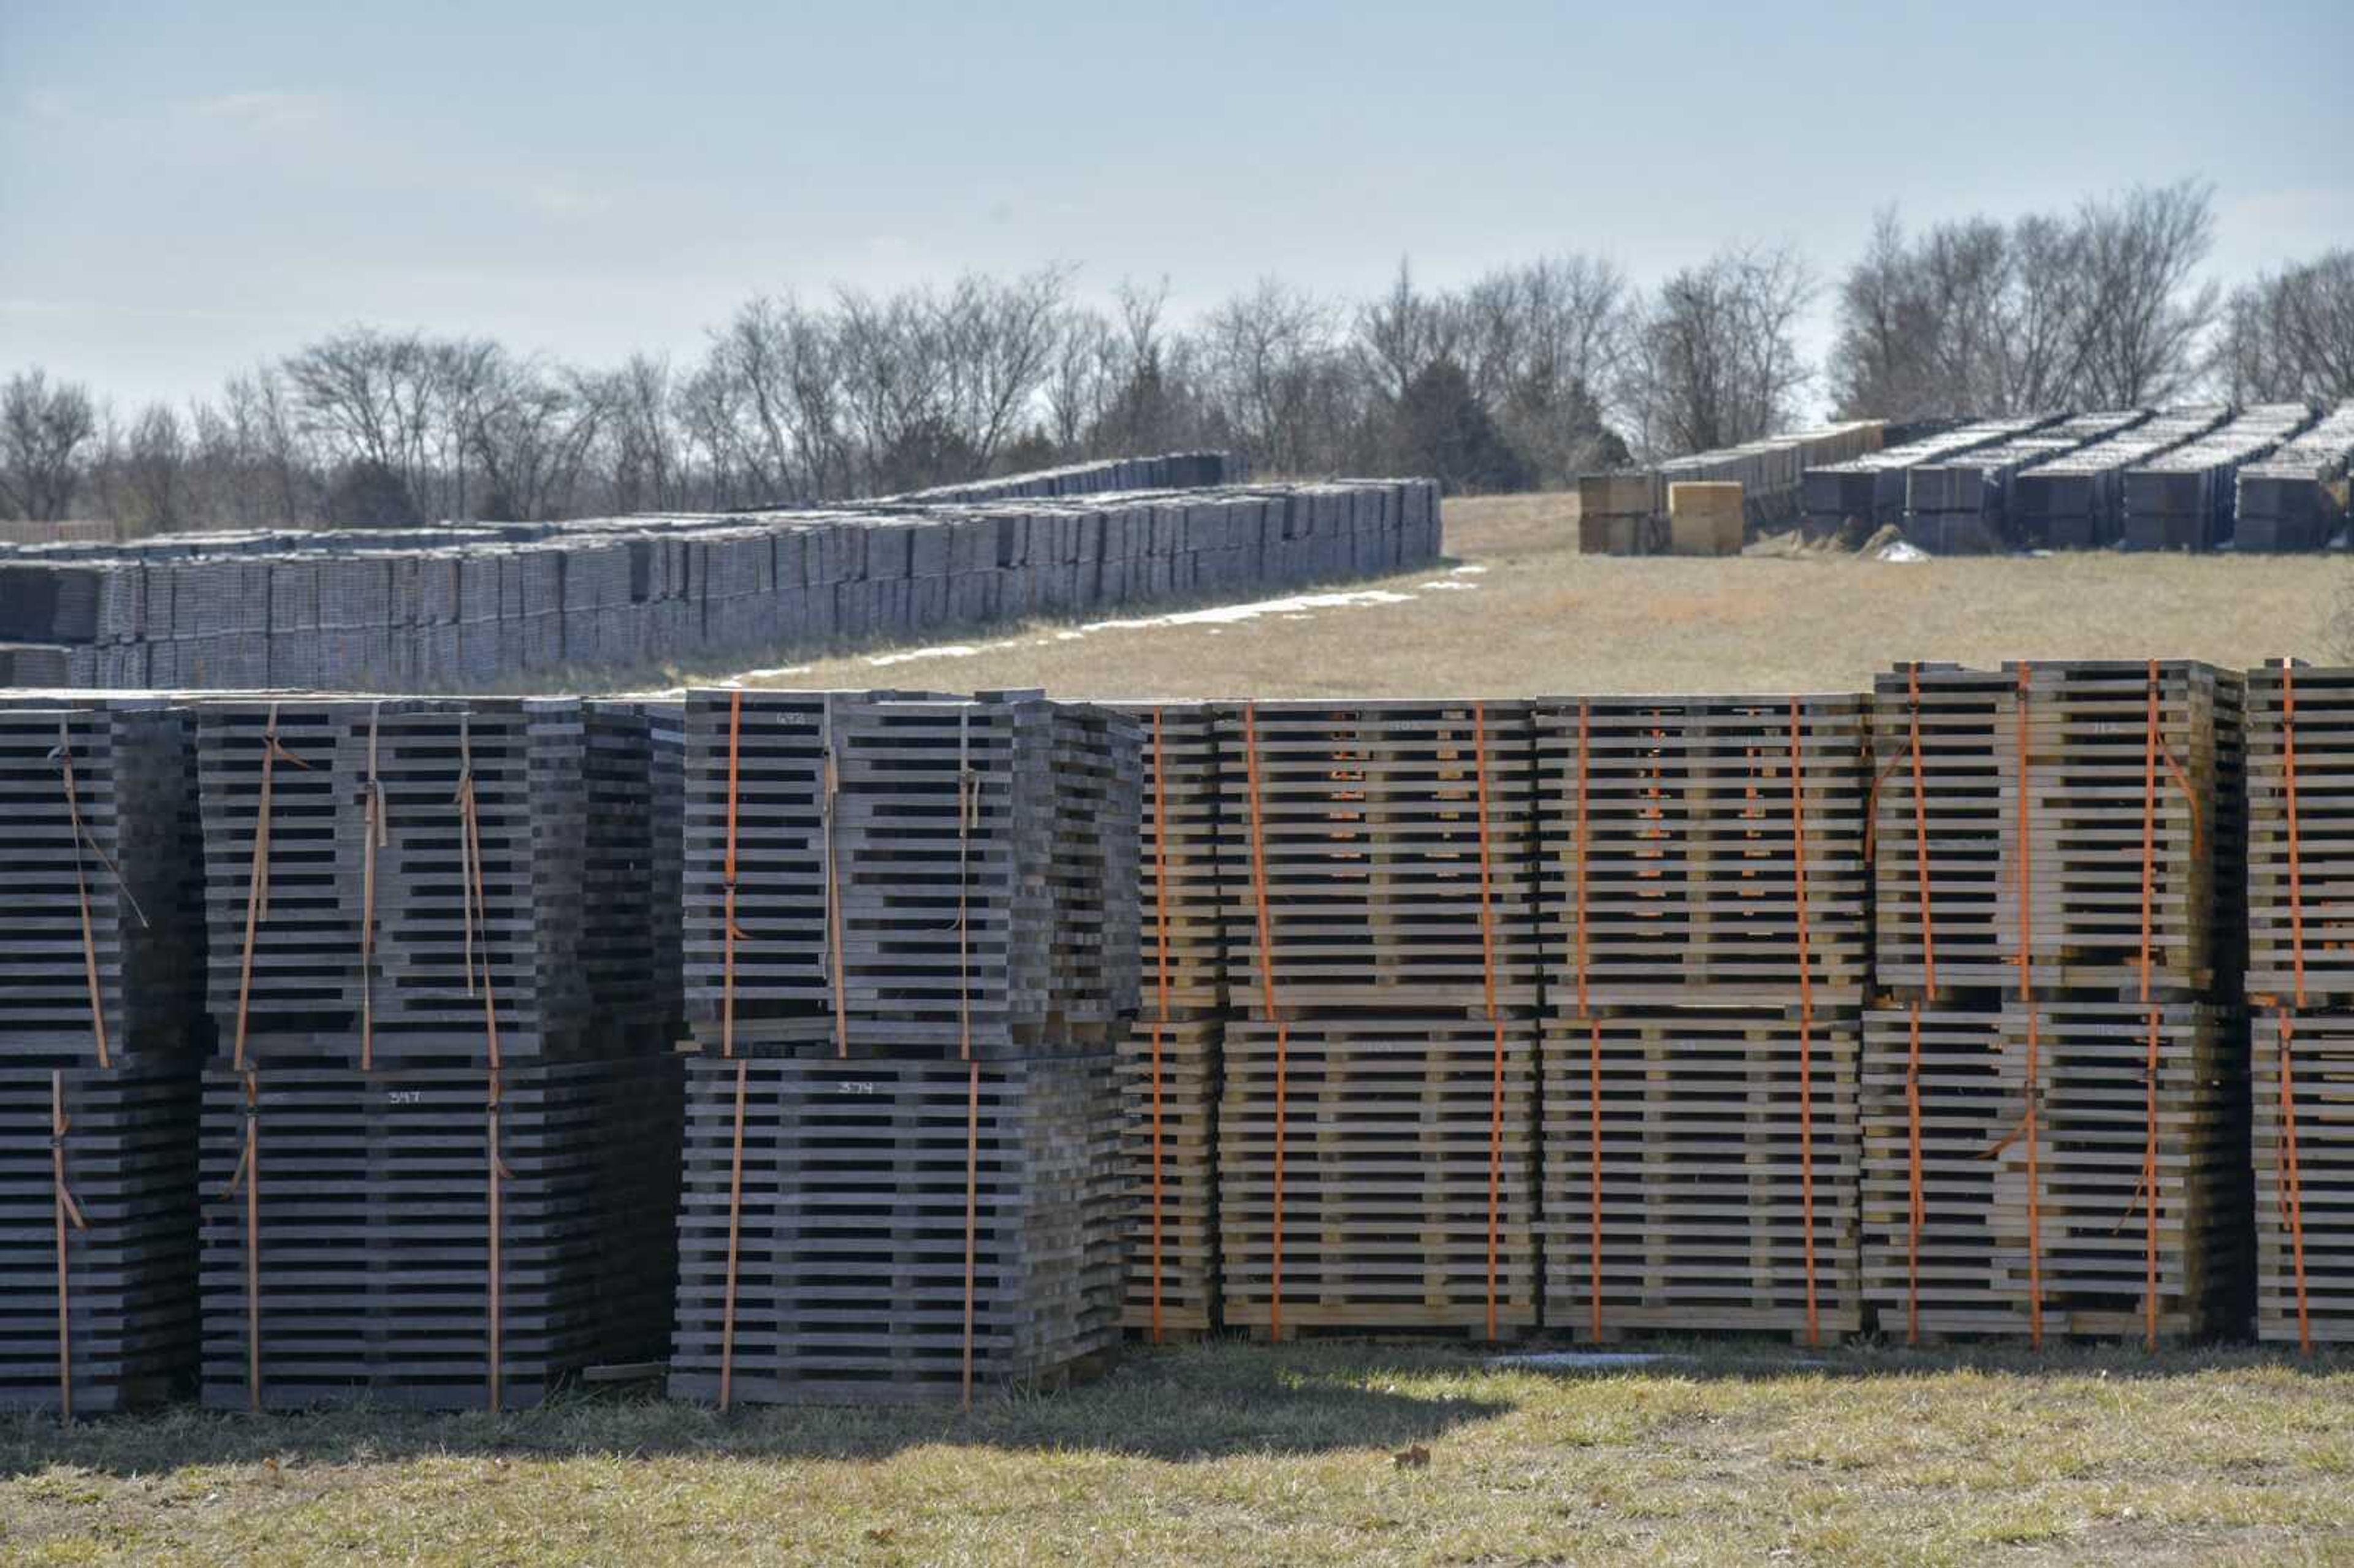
[0,468,1441,692]
[1800,415,2067,540]
[1534,696,1870,1343]
[667,688,1135,1404]
[1903,411,2155,554]
[2012,406,2233,549]
[2236,405,2354,552]
[0,699,203,1414]
[885,452,1237,503]
[1213,701,1540,1337]
[190,697,685,1410]
[1578,423,1884,554]
[1864,661,2249,1345]
[2243,663,2354,1346]
[2124,405,2318,552]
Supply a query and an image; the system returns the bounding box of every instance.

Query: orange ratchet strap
[1241,702,1287,1339]
[1905,667,1931,1344]
[717,690,749,1410]
[453,716,511,1410]
[1788,699,1821,1348]
[1576,700,1602,1341]
[1149,707,1171,1344]
[359,707,384,1071]
[1471,703,1506,1342]
[2278,660,2313,1353]
[823,699,848,1060]
[234,704,307,1072]
[2013,665,2044,1349]
[958,710,979,1410]
[51,723,114,1071]
[50,1072,87,1420]
[216,1068,263,1410]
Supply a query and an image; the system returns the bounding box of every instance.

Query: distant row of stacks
[0,470,1440,691]
[1579,423,1886,554]
[2124,405,2319,552]
[668,689,1136,1404]
[883,452,1238,504]
[2236,406,2354,553]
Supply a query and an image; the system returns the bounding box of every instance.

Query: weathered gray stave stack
[1211,699,1541,1337]
[2236,403,2354,552]
[1864,661,2249,1344]
[669,687,1137,1404]
[0,698,204,1414]
[1800,415,2068,540]
[1534,694,1871,1343]
[1903,411,2152,554]
[2123,405,2318,552]
[191,695,684,1411]
[2013,406,2233,550]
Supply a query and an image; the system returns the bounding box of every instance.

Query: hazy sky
[4,0,2348,413]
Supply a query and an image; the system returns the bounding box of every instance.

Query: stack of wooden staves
[1534,695,1870,1343]
[0,698,202,1415]
[2244,663,2354,1348]
[191,697,684,1411]
[666,689,1137,1404]
[1213,701,1539,1338]
[1864,661,2249,1344]
[1106,703,1226,1339]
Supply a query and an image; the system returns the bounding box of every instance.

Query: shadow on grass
[1485,1335,2354,1386]
[0,1341,1515,1479]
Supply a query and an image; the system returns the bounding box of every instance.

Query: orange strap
[486,1067,513,1413]
[722,690,744,1060]
[2283,661,2307,1007]
[1904,1000,1924,1347]
[50,725,113,1072]
[1241,702,1286,1339]
[1788,699,1820,1348]
[823,701,848,1059]
[234,704,306,1071]
[1148,707,1170,1344]
[958,712,978,1410]
[2274,1010,2313,1354]
[216,1068,263,1410]
[2136,665,2163,1349]
[50,1070,88,1419]
[1908,666,1937,992]
[2013,664,2044,1348]
[1576,700,1602,1341]
[717,691,748,1409]
[359,707,384,1071]
[717,1056,749,1410]
[452,717,510,1410]
[1471,702,1506,1342]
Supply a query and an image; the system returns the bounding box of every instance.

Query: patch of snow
[866,641,1018,668]
[1876,541,1930,563]
[1450,563,1488,575]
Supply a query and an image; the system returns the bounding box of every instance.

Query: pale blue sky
[3,0,2348,411]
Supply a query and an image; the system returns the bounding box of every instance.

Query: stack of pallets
[1105,702,1225,1338]
[2236,403,2354,552]
[667,688,1136,1404]
[1534,695,1870,1342]
[1213,701,1539,1338]
[191,697,682,1410]
[1864,661,2249,1344]
[0,699,203,1415]
[2244,663,2354,1347]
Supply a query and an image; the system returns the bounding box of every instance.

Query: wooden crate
[667,1054,1121,1405]
[1214,701,1540,1013]
[197,1052,681,1411]
[1217,1016,1537,1335]
[2252,1008,2354,1345]
[1860,1003,2249,1344]
[1116,1015,1219,1336]
[1869,662,2242,1000]
[1666,482,1744,556]
[1535,695,1870,1008]
[1540,1007,1861,1342]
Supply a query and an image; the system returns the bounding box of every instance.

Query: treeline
[5,180,2351,533]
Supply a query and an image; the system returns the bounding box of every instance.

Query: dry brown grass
[2,1342,2348,1566]
[706,493,2342,700]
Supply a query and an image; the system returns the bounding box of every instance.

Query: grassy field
[13,496,2353,1565]
[2,1342,2348,1566]
[704,493,2350,699]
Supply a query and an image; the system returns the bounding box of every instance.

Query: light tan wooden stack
[1667,482,1746,556]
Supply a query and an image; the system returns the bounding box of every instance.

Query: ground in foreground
[2,1341,2347,1566]
[701,493,2349,698]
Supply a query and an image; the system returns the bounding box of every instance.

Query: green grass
[4,1342,2350,1565]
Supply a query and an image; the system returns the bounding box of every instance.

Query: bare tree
[1622,245,1816,459]
[1199,278,1342,476]
[2217,249,2354,403]
[935,266,1075,471]
[2071,180,2219,406]
[0,368,98,520]
[1354,258,1463,405]
[118,403,186,535]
